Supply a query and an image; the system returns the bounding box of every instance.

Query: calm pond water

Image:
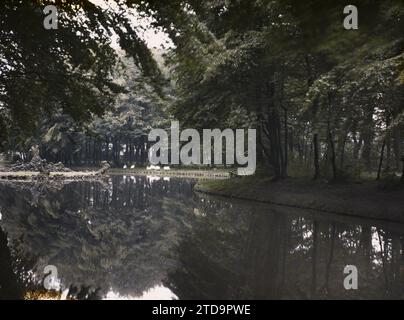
[0,175,403,300]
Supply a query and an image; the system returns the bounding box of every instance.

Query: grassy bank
[195,175,404,223]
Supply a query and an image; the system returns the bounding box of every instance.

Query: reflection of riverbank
[0,168,230,181]
[109,168,230,179]
[166,193,404,299]
[195,177,404,223]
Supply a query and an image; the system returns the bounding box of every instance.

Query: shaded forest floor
[195,176,404,224]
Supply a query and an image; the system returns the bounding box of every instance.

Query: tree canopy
[1,0,403,179]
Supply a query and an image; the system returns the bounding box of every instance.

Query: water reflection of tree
[1,221,93,300]
[0,177,196,299]
[166,195,404,299]
[0,226,24,299]
[1,178,403,300]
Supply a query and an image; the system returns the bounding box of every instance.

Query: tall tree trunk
[289,128,294,161]
[105,137,109,162]
[386,137,391,172]
[313,133,320,180]
[377,140,386,180]
[361,108,375,172]
[261,82,287,179]
[283,107,288,175]
[353,133,362,160]
[339,132,348,167]
[386,115,391,171]
[401,157,404,183]
[328,129,337,181]
[125,141,129,164]
[393,128,402,170]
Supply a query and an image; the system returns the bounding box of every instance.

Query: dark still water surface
[0,175,403,300]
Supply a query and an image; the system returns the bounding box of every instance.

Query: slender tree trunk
[289,128,294,161]
[386,115,391,171]
[125,141,129,163]
[400,157,404,183]
[386,137,391,171]
[283,107,288,175]
[105,137,109,162]
[261,84,286,179]
[393,129,402,170]
[339,133,348,167]
[328,130,337,181]
[353,133,362,160]
[313,134,320,180]
[362,135,372,171]
[377,140,386,180]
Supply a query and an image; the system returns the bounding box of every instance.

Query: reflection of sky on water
[104,285,177,300]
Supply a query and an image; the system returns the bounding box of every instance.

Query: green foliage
[137,0,404,177]
[0,0,168,150]
[1,0,404,177]
[0,0,117,138]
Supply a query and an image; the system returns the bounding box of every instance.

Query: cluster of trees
[35,57,166,167]
[1,0,403,179]
[138,0,404,180]
[0,0,167,167]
